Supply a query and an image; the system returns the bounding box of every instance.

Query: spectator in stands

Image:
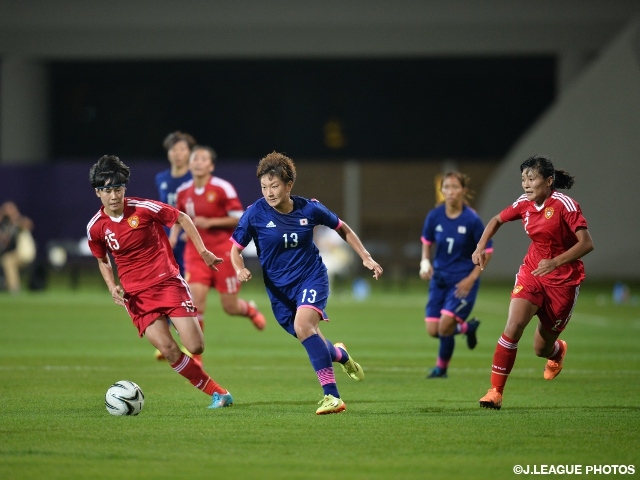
[0,201,35,293]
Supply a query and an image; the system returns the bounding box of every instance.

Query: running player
[473,154,594,410]
[420,172,493,378]
[87,155,233,409]
[230,151,383,415]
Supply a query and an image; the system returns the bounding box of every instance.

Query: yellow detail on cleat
[334,342,364,381]
[316,394,346,415]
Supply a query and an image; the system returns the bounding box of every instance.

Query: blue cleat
[426,366,448,379]
[208,391,234,409]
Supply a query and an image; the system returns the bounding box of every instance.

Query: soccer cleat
[479,388,502,410]
[247,300,266,330]
[316,394,346,415]
[544,340,567,380]
[466,318,480,350]
[426,366,448,379]
[208,391,234,409]
[333,342,364,381]
[154,349,166,361]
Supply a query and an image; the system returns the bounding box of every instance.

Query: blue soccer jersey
[421,204,492,278]
[232,196,340,292]
[155,169,192,273]
[155,169,192,207]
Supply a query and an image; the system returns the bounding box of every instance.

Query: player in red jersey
[472,155,594,410]
[172,146,266,362]
[86,155,234,409]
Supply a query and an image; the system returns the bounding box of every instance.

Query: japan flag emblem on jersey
[544,207,554,219]
[127,215,140,228]
[300,219,308,225]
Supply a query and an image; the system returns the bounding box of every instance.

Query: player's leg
[321,333,364,382]
[188,281,209,366]
[295,307,345,415]
[220,292,266,330]
[215,262,266,330]
[427,313,456,378]
[452,280,482,349]
[167,315,233,408]
[479,297,537,410]
[535,285,577,380]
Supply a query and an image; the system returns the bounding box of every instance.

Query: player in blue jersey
[230,151,383,415]
[420,172,493,378]
[153,131,196,362]
[155,131,196,275]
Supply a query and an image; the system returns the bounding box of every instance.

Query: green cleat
[334,342,364,381]
[316,394,346,415]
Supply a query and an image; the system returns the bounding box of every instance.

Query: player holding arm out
[87,155,233,410]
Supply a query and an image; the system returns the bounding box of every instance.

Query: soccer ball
[105,380,145,416]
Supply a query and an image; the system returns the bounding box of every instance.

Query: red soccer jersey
[175,176,243,257]
[86,197,180,293]
[500,191,588,286]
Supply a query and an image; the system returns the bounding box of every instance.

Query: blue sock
[438,335,455,367]
[302,334,339,397]
[324,339,350,364]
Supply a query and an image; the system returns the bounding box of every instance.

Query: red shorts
[184,247,240,294]
[123,276,197,337]
[511,265,581,334]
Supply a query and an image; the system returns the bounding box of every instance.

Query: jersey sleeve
[310,199,340,229]
[421,210,435,244]
[499,200,524,223]
[563,203,588,233]
[231,207,254,249]
[148,199,180,228]
[86,222,107,259]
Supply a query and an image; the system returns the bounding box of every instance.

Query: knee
[158,342,183,364]
[426,323,439,338]
[184,339,205,355]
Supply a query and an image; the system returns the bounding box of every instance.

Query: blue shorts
[266,272,330,337]
[425,271,480,323]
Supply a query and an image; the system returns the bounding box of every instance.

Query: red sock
[490,334,518,394]
[547,340,564,360]
[171,353,226,395]
[237,298,250,316]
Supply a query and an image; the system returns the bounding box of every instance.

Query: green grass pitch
[0,275,638,479]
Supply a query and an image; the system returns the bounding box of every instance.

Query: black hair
[89,155,131,189]
[520,154,575,190]
[191,145,217,164]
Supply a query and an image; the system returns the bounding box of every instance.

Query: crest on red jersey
[544,207,554,219]
[127,215,140,228]
[512,285,523,294]
[207,192,216,203]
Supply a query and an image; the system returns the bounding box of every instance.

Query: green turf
[0,275,639,479]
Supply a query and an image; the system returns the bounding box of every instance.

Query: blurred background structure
[1,1,639,287]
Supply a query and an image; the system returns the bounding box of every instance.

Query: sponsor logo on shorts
[127,215,140,228]
[545,207,554,219]
[512,285,524,294]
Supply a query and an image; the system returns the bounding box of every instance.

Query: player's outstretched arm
[176,211,223,270]
[472,214,502,270]
[336,222,383,280]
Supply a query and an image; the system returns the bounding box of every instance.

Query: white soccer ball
[105,380,145,416]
